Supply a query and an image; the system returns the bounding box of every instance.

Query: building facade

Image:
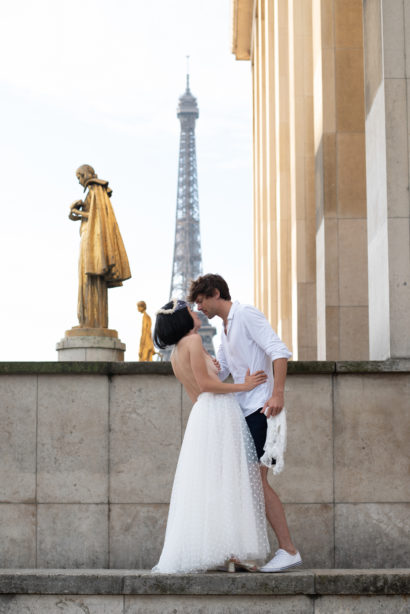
[232,0,410,361]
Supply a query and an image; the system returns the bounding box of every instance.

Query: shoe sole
[259,560,303,573]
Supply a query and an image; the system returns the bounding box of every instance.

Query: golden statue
[69,165,131,330]
[137,301,156,361]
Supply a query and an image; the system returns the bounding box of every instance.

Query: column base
[56,329,126,361]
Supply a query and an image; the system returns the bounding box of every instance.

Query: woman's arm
[188,334,266,394]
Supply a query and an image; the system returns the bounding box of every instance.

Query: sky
[0,0,253,361]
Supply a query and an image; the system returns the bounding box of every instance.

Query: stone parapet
[0,362,409,570]
[0,359,409,375]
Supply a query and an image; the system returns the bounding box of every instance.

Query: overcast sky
[0,0,253,361]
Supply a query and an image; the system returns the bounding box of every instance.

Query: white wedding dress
[153,358,269,573]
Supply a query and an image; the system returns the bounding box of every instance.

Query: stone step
[0,570,409,613]
[0,569,409,594]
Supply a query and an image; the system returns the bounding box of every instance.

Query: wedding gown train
[152,391,269,573]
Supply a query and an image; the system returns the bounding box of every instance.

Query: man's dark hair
[188,274,231,302]
[154,302,194,349]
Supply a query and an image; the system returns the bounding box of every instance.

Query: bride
[152,298,270,573]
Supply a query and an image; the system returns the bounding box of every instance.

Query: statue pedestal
[56,328,126,361]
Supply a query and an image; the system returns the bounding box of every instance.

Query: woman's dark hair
[154,301,194,349]
[188,274,231,302]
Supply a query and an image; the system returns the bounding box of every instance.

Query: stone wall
[0,361,409,569]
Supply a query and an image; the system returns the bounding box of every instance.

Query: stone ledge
[313,569,410,595]
[0,570,408,596]
[0,362,174,376]
[0,359,409,375]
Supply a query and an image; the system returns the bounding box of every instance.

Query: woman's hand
[212,357,221,372]
[244,368,267,390]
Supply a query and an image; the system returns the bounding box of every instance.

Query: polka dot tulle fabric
[152,393,269,573]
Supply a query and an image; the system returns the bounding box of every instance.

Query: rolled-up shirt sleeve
[242,306,292,361]
[216,343,231,381]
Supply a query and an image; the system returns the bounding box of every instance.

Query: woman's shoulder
[179,332,202,347]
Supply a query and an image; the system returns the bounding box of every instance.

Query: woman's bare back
[171,334,220,403]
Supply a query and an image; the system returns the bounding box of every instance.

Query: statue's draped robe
[78,179,131,328]
[139,312,155,361]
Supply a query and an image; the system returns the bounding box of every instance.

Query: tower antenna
[186,55,190,90]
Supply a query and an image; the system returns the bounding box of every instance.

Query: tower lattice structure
[166,73,216,357]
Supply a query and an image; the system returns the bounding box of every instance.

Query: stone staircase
[0,569,409,613]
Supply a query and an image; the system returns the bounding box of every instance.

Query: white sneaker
[259,549,302,572]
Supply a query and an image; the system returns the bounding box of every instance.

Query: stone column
[312,0,369,360]
[292,0,317,359]
[249,0,318,358]
[363,0,410,359]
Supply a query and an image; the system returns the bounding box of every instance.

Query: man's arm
[261,357,288,417]
[242,306,291,418]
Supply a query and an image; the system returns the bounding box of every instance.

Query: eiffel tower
[164,70,216,358]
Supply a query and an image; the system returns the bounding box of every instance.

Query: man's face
[187,306,201,331]
[195,292,220,319]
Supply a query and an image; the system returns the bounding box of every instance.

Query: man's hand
[261,391,284,418]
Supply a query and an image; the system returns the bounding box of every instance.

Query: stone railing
[0,360,409,569]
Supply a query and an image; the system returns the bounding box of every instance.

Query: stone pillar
[292,0,317,359]
[312,0,369,360]
[239,0,319,359]
[363,0,410,359]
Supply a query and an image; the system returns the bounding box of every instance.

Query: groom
[188,274,302,572]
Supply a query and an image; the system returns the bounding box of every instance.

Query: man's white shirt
[216,301,292,417]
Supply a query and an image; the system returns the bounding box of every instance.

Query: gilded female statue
[69,165,131,330]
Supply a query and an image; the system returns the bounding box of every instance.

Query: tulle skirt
[152,392,269,573]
